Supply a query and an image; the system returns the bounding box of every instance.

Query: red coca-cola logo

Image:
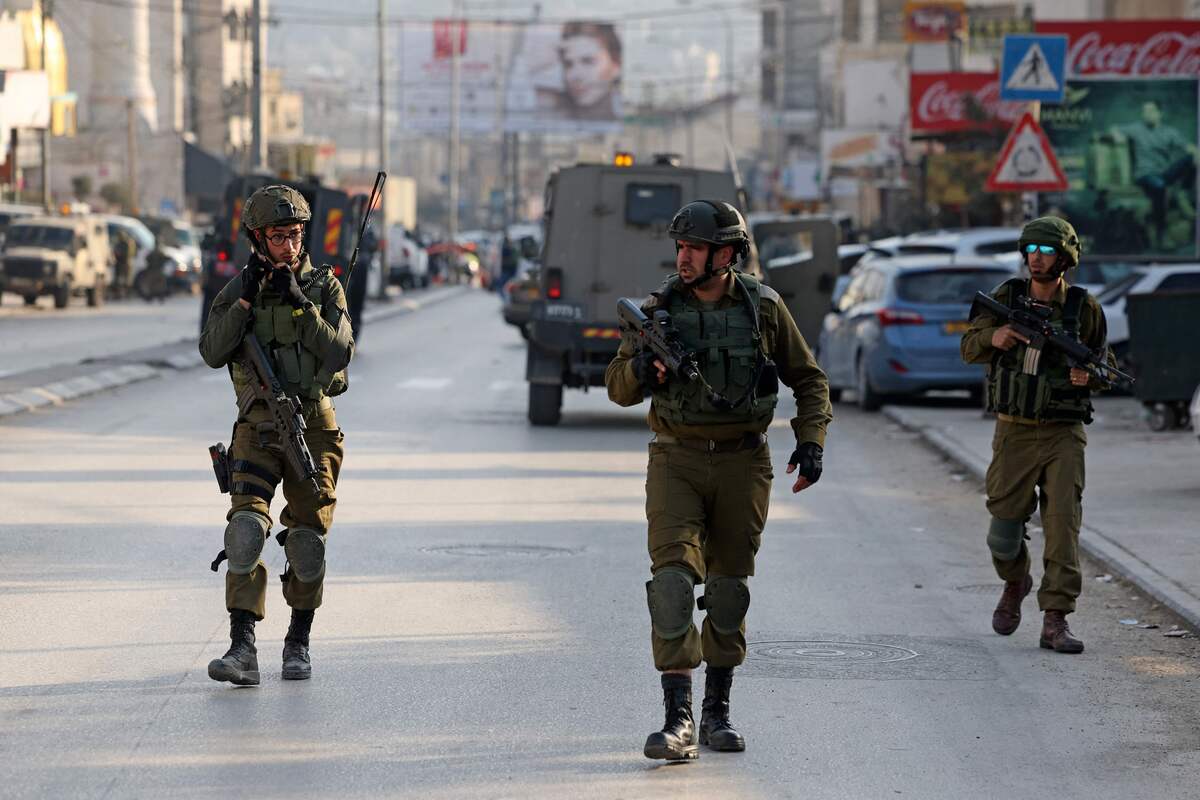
[911,74,1023,132]
[1068,30,1200,75]
[1039,21,1200,76]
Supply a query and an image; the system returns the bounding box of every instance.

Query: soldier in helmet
[199,185,355,685]
[961,216,1115,654]
[605,199,832,761]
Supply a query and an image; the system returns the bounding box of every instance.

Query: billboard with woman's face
[401,20,623,134]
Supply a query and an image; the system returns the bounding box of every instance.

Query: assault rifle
[234,333,323,495]
[971,291,1134,388]
[616,298,702,383]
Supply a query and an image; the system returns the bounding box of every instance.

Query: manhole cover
[955,583,1004,595]
[748,640,918,666]
[739,632,998,681]
[421,544,578,558]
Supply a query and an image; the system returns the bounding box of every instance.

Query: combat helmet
[668,200,750,260]
[1019,216,1080,269]
[241,185,312,233]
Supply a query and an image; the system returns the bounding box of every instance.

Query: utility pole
[448,2,462,246]
[376,0,389,299]
[724,14,734,149]
[126,99,139,215]
[250,0,264,170]
[40,0,53,211]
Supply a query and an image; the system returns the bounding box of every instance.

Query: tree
[71,175,93,200]
[99,182,130,211]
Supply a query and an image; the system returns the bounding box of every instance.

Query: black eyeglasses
[265,231,304,246]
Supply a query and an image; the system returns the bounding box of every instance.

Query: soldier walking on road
[961,217,1114,654]
[199,186,355,685]
[605,200,832,761]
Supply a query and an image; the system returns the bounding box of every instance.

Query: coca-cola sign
[1036,20,1200,77]
[909,72,1024,133]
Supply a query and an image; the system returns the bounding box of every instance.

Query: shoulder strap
[1063,285,1087,338]
[1002,277,1027,310]
[732,272,764,342]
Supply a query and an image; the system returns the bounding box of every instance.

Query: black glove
[270,265,308,309]
[238,254,270,304]
[631,350,666,391]
[788,442,823,484]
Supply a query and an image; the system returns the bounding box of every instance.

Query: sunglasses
[1023,244,1057,256]
[265,231,304,246]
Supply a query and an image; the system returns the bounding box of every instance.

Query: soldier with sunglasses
[961,217,1115,654]
[200,185,354,686]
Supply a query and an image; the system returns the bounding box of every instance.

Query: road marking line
[397,377,452,390]
[488,380,519,392]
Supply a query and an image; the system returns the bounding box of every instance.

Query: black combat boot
[282,609,314,680]
[699,666,745,751]
[208,609,260,686]
[643,673,699,761]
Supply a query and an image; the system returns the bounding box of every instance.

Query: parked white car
[386,225,430,289]
[1099,264,1200,359]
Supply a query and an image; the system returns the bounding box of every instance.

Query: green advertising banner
[1040,79,1198,258]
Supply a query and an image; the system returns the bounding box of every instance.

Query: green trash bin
[1126,289,1200,430]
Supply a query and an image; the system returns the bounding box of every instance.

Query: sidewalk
[883,397,1200,628]
[0,285,469,419]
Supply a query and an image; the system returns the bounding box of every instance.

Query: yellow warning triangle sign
[985,112,1068,192]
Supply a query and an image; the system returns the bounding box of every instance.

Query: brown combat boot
[991,574,1033,636]
[1040,610,1084,654]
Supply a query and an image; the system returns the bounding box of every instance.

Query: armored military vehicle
[525,157,839,425]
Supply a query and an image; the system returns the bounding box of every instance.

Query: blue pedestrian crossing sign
[1000,34,1067,104]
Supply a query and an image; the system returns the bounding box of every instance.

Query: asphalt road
[0,292,202,377]
[1,289,1197,799]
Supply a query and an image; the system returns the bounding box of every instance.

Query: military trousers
[985,419,1085,613]
[225,399,344,620]
[645,438,773,671]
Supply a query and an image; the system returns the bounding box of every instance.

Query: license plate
[942,320,970,334]
[536,301,585,322]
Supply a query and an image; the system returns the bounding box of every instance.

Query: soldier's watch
[292,301,315,317]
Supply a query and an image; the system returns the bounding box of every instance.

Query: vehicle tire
[53,284,69,309]
[86,280,105,307]
[528,383,563,426]
[23,294,38,306]
[856,356,882,412]
[518,324,530,341]
[828,387,843,403]
[968,384,984,407]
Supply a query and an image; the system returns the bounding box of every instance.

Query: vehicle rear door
[590,170,695,323]
[755,218,840,346]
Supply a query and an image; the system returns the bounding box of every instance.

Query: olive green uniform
[606,274,831,670]
[199,255,353,620]
[961,279,1111,613]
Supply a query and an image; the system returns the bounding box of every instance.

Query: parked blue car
[818,257,1016,410]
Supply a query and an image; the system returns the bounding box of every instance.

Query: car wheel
[1147,403,1173,432]
[856,356,882,412]
[528,383,562,426]
[828,387,843,403]
[23,294,38,306]
[53,284,70,309]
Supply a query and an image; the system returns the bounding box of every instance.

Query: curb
[882,405,1200,630]
[0,286,471,421]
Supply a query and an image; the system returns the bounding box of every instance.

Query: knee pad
[284,527,326,583]
[987,517,1025,562]
[702,576,750,635]
[646,567,695,640]
[224,510,269,575]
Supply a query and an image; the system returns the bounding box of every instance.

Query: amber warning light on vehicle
[613,151,634,167]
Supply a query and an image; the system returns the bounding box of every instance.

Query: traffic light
[613,151,634,167]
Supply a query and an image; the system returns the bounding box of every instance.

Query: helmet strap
[680,244,735,289]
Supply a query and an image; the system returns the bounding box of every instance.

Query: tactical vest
[653,273,778,427]
[230,265,348,403]
[986,278,1093,424]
